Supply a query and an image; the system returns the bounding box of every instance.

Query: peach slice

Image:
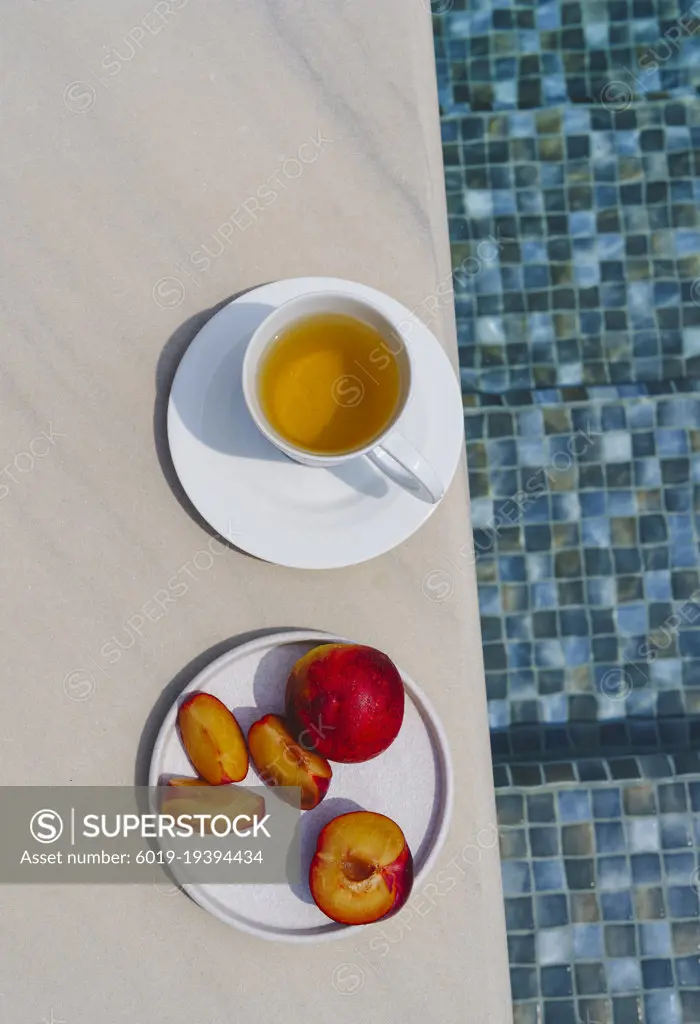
[248,714,332,811]
[165,776,209,787]
[309,811,413,925]
[177,694,248,784]
[159,779,265,833]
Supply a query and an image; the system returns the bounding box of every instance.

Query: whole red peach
[285,643,404,763]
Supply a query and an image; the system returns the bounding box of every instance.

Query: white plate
[167,277,464,569]
[148,630,454,943]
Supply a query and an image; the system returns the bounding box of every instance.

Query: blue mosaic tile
[537,893,569,928]
[533,859,566,892]
[645,992,683,1024]
[641,958,675,989]
[502,860,533,895]
[631,853,662,885]
[601,892,635,922]
[676,955,700,987]
[593,789,621,819]
[558,790,591,823]
[596,822,626,854]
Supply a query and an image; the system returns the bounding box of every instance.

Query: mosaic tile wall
[435,1,700,394]
[498,773,700,1024]
[432,1,700,1021]
[468,391,700,740]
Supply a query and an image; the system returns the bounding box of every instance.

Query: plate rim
[148,629,455,943]
[166,276,465,570]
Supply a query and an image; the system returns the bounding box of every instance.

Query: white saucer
[148,630,454,943]
[167,277,464,569]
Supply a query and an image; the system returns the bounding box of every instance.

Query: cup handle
[367,431,444,504]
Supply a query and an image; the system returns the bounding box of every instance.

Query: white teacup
[242,292,444,504]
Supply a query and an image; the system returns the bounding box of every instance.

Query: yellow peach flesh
[310,811,413,925]
[248,714,332,811]
[177,693,248,784]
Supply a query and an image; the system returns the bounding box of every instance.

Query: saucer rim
[166,276,465,569]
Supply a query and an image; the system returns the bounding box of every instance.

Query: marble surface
[0,1,510,1022]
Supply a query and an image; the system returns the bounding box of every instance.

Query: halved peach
[248,714,332,811]
[177,693,248,784]
[309,811,413,925]
[159,780,265,833]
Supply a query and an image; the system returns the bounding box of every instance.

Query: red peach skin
[286,644,404,763]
